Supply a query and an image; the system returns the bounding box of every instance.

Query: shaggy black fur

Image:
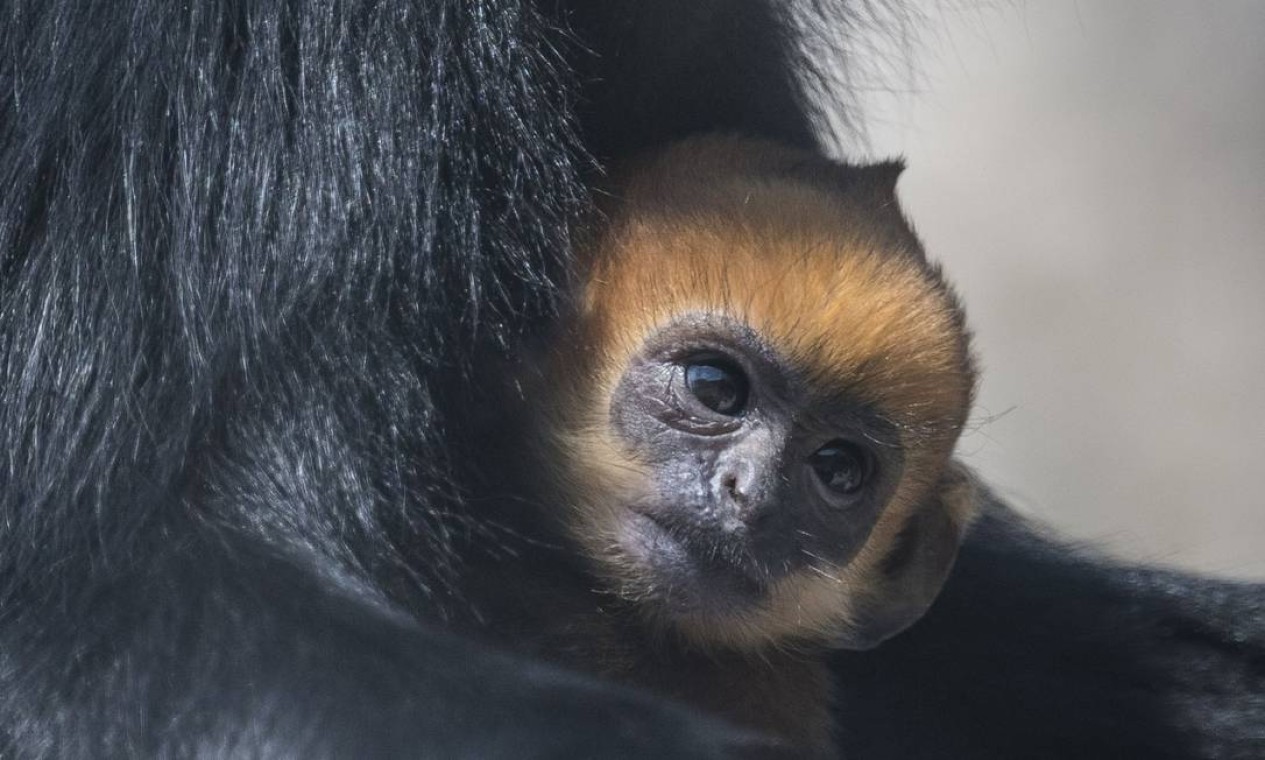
[0,0,1261,757]
[835,493,1265,759]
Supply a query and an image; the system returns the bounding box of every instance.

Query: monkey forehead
[579,220,974,439]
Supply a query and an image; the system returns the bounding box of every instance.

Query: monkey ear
[820,159,916,250]
[850,159,905,201]
[835,462,976,650]
[795,155,904,204]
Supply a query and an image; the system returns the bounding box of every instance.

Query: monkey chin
[611,506,779,630]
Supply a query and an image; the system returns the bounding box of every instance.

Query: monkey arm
[831,492,1265,759]
[0,525,769,759]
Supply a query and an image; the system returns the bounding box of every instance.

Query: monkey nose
[719,464,751,501]
[717,465,768,525]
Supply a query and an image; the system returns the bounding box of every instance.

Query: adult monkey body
[0,2,823,756]
[0,0,1262,758]
[464,135,977,755]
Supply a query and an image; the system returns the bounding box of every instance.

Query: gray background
[838,1,1265,579]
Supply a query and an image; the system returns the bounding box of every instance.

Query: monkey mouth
[619,509,770,615]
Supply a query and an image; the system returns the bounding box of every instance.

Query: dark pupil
[809,443,868,495]
[684,360,748,416]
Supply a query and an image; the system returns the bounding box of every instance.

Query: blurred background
[835,1,1265,579]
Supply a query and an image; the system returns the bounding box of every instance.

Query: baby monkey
[463,135,977,755]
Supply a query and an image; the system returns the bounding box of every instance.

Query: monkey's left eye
[808,441,871,497]
[683,356,749,416]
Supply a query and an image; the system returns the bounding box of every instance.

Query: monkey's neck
[485,561,836,756]
[609,633,837,757]
[456,524,837,756]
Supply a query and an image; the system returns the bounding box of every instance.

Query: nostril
[722,473,740,499]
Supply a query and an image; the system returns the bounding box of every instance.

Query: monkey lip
[621,509,769,613]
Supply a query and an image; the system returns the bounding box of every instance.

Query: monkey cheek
[620,511,692,586]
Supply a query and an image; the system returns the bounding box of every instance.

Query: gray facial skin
[608,314,903,618]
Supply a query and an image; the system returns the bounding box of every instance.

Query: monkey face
[605,314,905,621]
[547,136,979,651]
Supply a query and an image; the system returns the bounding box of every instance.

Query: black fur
[835,493,1265,759]
[1,0,1262,757]
[0,0,836,756]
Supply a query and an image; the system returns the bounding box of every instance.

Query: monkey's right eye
[808,441,871,498]
[683,357,749,416]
